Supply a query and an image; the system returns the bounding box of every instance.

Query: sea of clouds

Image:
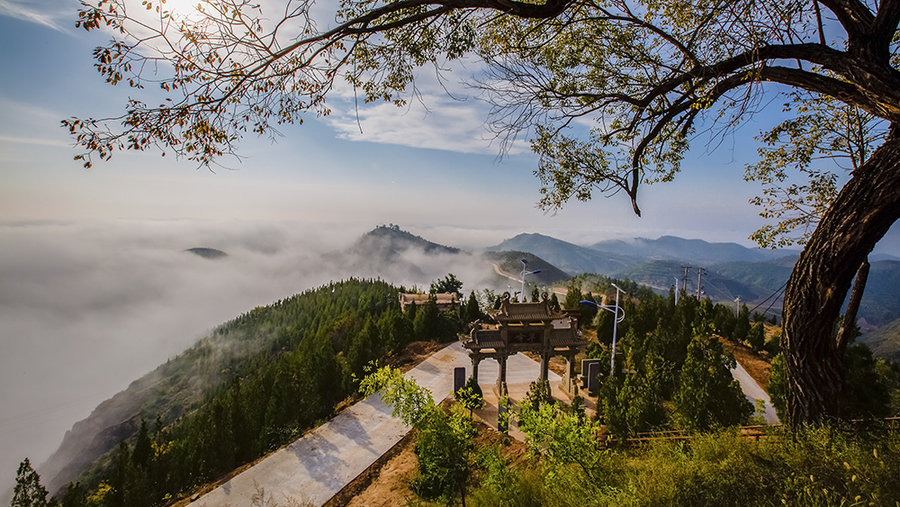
[0,219,500,496]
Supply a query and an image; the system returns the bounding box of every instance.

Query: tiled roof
[399,292,459,306]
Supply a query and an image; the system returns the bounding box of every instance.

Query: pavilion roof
[491,298,567,322]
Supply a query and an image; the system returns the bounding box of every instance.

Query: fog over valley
[0,219,501,494]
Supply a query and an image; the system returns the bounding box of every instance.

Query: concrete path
[731,361,780,425]
[470,355,566,441]
[191,342,471,507]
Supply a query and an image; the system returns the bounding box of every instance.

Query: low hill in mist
[39,225,483,495]
[487,233,632,275]
[351,224,462,257]
[483,250,571,289]
[860,318,900,363]
[185,247,227,259]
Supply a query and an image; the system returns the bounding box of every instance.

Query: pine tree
[747,322,766,351]
[674,335,753,431]
[464,292,481,324]
[12,458,50,507]
[564,280,583,310]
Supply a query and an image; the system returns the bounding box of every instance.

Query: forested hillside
[42,279,462,505]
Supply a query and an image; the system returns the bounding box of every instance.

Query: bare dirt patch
[389,340,448,372]
[331,413,529,506]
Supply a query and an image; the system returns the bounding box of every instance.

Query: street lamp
[580,282,626,375]
[520,259,542,299]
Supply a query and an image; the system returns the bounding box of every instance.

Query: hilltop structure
[462,293,585,395]
[399,292,460,313]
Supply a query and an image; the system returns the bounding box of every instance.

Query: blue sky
[5,0,888,250]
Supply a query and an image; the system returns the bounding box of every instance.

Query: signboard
[453,367,466,394]
[582,359,603,394]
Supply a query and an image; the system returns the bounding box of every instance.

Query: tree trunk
[835,258,870,357]
[782,135,900,426]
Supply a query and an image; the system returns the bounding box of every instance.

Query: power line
[748,280,788,315]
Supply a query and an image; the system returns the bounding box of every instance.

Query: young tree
[430,274,463,296]
[563,280,583,310]
[463,291,482,324]
[69,0,900,425]
[12,458,51,507]
[360,366,477,504]
[674,335,753,432]
[548,293,561,312]
[455,375,484,418]
[747,322,766,352]
[600,351,667,440]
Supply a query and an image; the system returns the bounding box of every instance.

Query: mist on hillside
[0,220,500,496]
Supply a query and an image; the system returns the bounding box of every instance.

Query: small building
[399,292,460,313]
[461,292,585,395]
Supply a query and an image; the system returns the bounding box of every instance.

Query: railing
[598,417,900,448]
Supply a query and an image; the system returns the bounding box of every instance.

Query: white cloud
[325,62,532,155]
[327,93,505,154]
[0,0,75,32]
[0,135,70,148]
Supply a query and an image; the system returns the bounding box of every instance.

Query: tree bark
[835,258,870,357]
[782,135,900,426]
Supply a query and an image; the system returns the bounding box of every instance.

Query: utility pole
[609,283,625,375]
[681,265,691,296]
[674,277,679,304]
[697,268,705,299]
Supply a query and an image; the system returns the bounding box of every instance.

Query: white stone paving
[191,342,471,507]
[731,360,780,425]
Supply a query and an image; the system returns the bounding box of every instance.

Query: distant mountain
[352,224,461,256]
[708,259,795,294]
[492,231,900,327]
[185,247,227,259]
[333,225,469,284]
[871,253,900,262]
[486,233,631,275]
[483,251,571,288]
[611,259,771,302]
[856,261,900,329]
[859,318,900,363]
[591,235,793,265]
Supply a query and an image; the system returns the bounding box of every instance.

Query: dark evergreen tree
[564,280,583,310]
[674,335,753,431]
[747,322,766,351]
[414,295,442,341]
[430,274,463,296]
[464,291,481,324]
[733,304,751,342]
[548,293,561,312]
[12,458,50,507]
[131,419,152,469]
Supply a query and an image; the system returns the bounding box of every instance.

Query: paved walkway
[192,343,776,506]
[731,361,780,425]
[191,342,471,507]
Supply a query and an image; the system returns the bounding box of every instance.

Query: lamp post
[520,259,541,300]
[580,283,626,375]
